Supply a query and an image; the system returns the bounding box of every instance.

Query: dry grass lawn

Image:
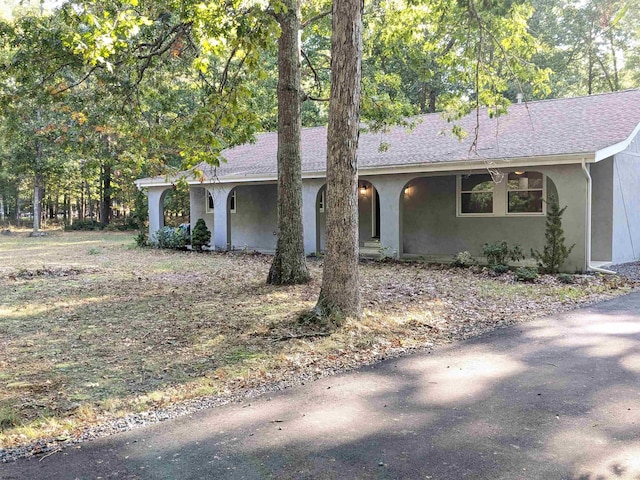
[0,231,634,451]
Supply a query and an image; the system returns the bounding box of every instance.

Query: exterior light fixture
[514,171,525,175]
[359,185,367,195]
[404,186,411,195]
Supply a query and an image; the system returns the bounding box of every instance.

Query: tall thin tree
[267,0,311,285]
[315,0,363,319]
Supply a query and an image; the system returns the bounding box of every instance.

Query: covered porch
[142,162,592,272]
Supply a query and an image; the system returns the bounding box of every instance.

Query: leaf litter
[0,231,635,460]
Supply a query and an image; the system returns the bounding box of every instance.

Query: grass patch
[0,231,635,449]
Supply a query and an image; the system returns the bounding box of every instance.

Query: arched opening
[400,171,558,262]
[228,184,277,252]
[162,184,190,227]
[316,184,327,253]
[358,179,380,250]
[315,180,382,254]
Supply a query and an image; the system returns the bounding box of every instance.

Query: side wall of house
[400,164,587,272]
[402,175,549,259]
[189,187,214,240]
[229,184,278,252]
[612,133,640,264]
[590,157,613,262]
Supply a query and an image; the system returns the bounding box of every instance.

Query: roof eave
[135,153,594,188]
[595,121,640,161]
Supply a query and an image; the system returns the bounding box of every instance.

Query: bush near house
[191,219,211,252]
[151,226,189,250]
[482,241,524,270]
[531,196,575,274]
[451,251,476,267]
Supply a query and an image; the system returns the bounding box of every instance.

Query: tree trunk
[101,162,112,226]
[267,0,310,285]
[14,183,20,226]
[428,89,437,113]
[33,171,43,233]
[315,0,364,319]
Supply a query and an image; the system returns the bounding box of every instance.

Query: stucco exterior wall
[399,165,586,272]
[229,184,278,252]
[146,186,171,238]
[402,175,548,259]
[612,134,640,263]
[189,187,214,243]
[590,158,613,262]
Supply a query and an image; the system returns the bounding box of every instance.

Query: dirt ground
[0,230,634,452]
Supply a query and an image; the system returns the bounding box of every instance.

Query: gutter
[581,159,616,274]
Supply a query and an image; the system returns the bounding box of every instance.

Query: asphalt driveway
[2,291,640,480]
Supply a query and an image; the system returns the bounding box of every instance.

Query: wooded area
[1,0,637,229]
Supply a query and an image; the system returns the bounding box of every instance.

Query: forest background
[0,0,638,231]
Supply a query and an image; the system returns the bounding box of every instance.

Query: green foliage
[151,226,188,250]
[557,273,574,284]
[482,241,524,267]
[65,219,103,231]
[0,405,20,431]
[531,196,575,274]
[490,264,510,274]
[451,251,476,268]
[191,218,211,252]
[134,231,147,248]
[515,266,539,282]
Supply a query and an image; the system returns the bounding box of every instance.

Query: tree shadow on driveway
[3,292,640,480]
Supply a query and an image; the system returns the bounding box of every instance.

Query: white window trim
[456,172,547,217]
[457,174,496,217]
[505,173,547,216]
[205,191,214,213]
[229,190,237,214]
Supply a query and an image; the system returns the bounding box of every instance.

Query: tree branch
[301,10,331,29]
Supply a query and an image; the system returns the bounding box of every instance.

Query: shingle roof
[140,89,640,184]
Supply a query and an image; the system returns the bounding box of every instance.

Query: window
[319,190,325,213]
[229,190,236,213]
[507,172,544,214]
[457,171,546,216]
[205,191,214,213]
[459,174,495,214]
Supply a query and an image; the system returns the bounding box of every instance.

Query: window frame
[318,189,325,213]
[205,191,214,214]
[456,171,547,217]
[456,174,498,217]
[229,190,237,214]
[505,172,546,216]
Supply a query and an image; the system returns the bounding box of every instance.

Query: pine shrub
[191,218,211,252]
[531,196,575,274]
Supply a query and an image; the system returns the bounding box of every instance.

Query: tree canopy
[0,0,637,229]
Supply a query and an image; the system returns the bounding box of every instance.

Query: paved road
[3,292,640,480]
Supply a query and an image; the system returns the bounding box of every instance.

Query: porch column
[302,179,325,255]
[211,185,232,251]
[544,164,588,272]
[190,187,214,236]
[146,186,170,238]
[363,174,416,259]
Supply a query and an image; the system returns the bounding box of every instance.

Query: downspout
[581,158,616,274]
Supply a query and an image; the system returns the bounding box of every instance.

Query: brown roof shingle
[170,89,640,182]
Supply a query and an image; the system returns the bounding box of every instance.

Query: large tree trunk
[315,0,364,319]
[267,0,310,285]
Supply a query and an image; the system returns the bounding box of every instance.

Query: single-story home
[136,89,640,273]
